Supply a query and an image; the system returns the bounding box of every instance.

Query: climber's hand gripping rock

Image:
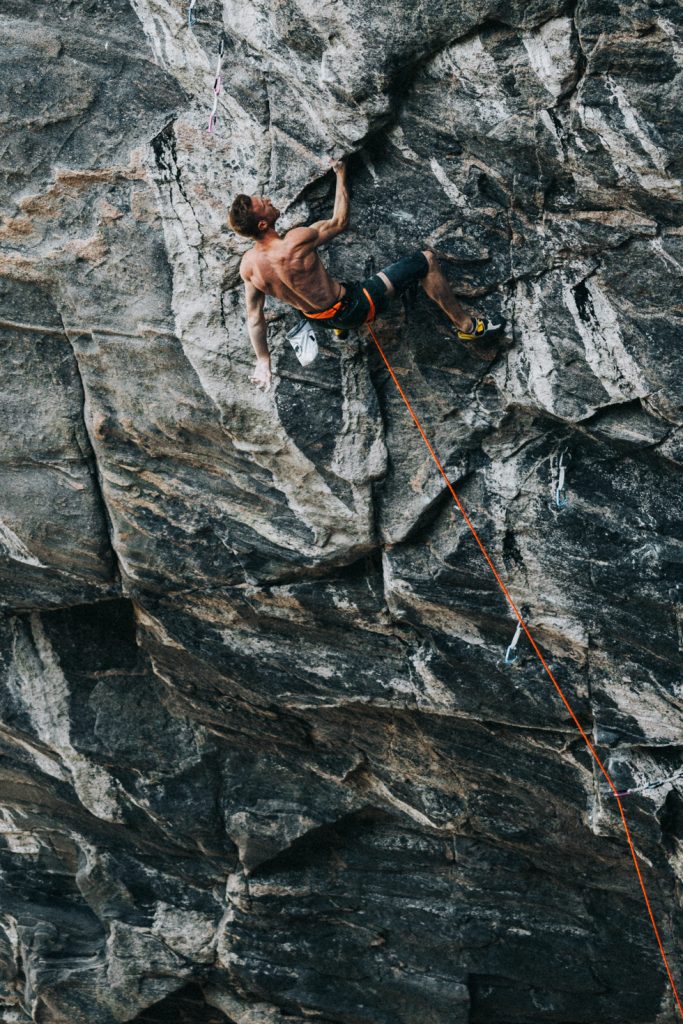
[250,355,272,392]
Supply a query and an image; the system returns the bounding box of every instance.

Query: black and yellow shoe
[457,315,505,342]
[333,328,350,339]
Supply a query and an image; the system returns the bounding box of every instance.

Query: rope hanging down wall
[365,321,683,1019]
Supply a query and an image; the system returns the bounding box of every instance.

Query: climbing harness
[364,320,683,1019]
[504,621,523,665]
[188,0,197,28]
[611,767,683,799]
[305,299,344,321]
[208,37,225,134]
[304,286,376,330]
[552,449,570,509]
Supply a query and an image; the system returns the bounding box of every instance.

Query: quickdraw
[208,37,225,134]
[611,767,683,799]
[553,449,570,509]
[504,621,523,665]
[188,0,197,28]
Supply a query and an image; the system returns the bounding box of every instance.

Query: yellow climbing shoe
[457,315,505,341]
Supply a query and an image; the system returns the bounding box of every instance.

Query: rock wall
[1,0,682,1021]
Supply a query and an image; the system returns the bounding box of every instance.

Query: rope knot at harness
[364,320,683,1019]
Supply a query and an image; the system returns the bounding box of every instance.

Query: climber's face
[251,195,280,234]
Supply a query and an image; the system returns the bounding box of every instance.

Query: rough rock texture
[1,0,682,1021]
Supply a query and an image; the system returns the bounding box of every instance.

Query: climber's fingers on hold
[249,371,271,392]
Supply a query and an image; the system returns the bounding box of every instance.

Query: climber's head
[229,194,279,238]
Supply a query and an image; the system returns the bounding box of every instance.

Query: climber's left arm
[244,281,271,391]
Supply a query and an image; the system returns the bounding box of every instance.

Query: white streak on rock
[434,35,512,131]
[5,730,67,781]
[562,276,645,402]
[578,102,634,180]
[598,672,683,747]
[430,158,467,208]
[652,237,683,272]
[360,772,443,830]
[509,281,561,415]
[522,18,576,99]
[134,607,185,649]
[0,519,45,567]
[411,647,461,711]
[578,81,679,195]
[360,150,379,185]
[657,16,683,65]
[203,987,293,1024]
[387,126,422,164]
[128,0,208,92]
[610,81,667,173]
[0,809,41,854]
[539,109,564,155]
[8,616,122,822]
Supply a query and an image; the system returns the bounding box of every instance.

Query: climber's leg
[375,251,429,301]
[416,250,473,332]
[377,250,505,339]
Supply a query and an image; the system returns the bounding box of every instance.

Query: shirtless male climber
[229,158,504,391]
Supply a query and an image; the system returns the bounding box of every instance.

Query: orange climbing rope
[366,321,683,1019]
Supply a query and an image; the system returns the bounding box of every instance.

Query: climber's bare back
[229,165,349,391]
[240,227,344,315]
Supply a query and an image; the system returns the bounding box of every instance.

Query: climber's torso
[240,228,345,315]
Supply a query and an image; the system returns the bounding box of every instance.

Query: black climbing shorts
[381,251,430,294]
[304,250,429,330]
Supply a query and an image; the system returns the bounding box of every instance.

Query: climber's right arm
[305,158,349,247]
[244,280,271,392]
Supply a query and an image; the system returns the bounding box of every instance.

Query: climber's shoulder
[283,225,318,250]
[239,248,257,282]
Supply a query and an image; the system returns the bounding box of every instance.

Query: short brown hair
[229,194,262,238]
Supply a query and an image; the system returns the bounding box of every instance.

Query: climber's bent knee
[379,251,430,295]
[422,249,438,271]
[377,270,394,295]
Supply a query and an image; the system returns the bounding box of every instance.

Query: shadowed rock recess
[0,0,682,1020]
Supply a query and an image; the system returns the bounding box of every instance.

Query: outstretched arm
[306,158,349,247]
[244,280,271,391]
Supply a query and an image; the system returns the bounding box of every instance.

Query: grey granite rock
[0,0,682,1020]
